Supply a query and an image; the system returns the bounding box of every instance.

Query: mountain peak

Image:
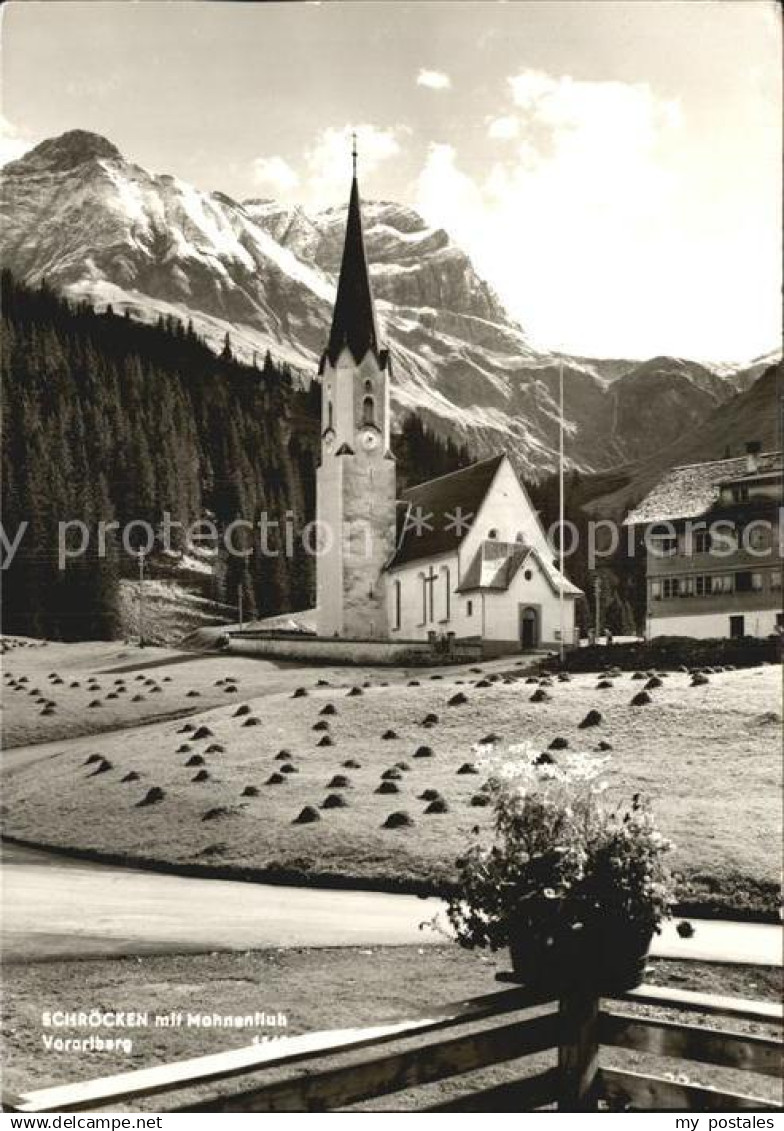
[8,130,122,173]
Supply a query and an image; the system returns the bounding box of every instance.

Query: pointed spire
[324,135,380,368]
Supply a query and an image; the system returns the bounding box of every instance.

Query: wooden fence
[4,982,782,1113]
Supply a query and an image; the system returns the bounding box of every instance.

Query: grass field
[2,639,781,911]
[3,947,781,1111]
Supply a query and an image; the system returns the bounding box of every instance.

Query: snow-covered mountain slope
[2,130,775,479]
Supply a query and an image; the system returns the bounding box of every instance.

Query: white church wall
[385,551,463,641]
[482,553,577,650]
[459,457,553,567]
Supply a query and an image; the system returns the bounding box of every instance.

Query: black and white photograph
[0,0,781,1118]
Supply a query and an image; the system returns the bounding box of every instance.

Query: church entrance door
[519,606,539,650]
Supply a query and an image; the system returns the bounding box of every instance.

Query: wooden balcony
[4,982,782,1113]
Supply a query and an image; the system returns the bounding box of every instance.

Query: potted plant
[447,747,675,993]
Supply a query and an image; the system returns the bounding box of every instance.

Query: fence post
[557,989,600,1111]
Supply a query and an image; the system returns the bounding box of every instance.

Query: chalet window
[694,530,712,554]
[651,580,662,600]
[746,524,769,551]
[679,576,694,597]
[662,578,680,599]
[650,534,677,557]
[695,575,709,597]
[711,574,733,594]
[751,573,764,592]
[771,571,782,591]
[735,571,753,593]
[393,580,401,630]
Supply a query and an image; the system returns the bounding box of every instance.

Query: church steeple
[323,137,381,369]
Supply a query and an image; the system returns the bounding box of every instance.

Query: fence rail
[4,983,782,1114]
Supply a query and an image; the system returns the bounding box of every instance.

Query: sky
[1,0,781,362]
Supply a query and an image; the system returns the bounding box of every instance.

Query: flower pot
[508,919,653,995]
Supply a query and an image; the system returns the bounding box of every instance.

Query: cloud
[0,116,35,168]
[251,155,300,194]
[487,115,519,141]
[416,69,452,91]
[304,124,405,207]
[413,70,769,358]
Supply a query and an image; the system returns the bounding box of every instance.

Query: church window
[362,395,375,426]
[364,379,373,392]
[488,528,498,540]
[393,580,401,629]
[466,599,473,616]
[327,401,334,430]
[419,573,427,625]
[515,532,525,543]
[524,569,533,581]
[440,566,451,621]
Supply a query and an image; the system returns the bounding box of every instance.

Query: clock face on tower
[360,429,379,451]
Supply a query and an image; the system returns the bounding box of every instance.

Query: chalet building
[315,149,581,654]
[624,444,783,640]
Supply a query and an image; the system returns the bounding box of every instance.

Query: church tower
[316,141,397,639]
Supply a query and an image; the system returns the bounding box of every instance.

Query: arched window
[362,396,375,426]
[364,379,373,393]
[327,401,334,430]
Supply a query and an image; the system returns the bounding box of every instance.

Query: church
[314,151,581,656]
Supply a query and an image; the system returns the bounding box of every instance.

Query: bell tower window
[362,395,376,426]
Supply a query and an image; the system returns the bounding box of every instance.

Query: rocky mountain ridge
[1,129,776,479]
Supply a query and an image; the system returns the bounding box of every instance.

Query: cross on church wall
[423,565,438,623]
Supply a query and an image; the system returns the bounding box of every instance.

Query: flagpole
[559,359,565,664]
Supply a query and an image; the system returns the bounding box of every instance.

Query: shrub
[383,811,413,829]
[293,805,320,825]
[376,781,400,794]
[322,793,348,809]
[447,749,674,951]
[425,798,450,814]
[579,710,603,729]
[137,786,165,806]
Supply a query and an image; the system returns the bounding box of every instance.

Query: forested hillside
[1,274,470,641]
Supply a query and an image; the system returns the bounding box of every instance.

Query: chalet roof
[322,173,380,369]
[386,454,504,569]
[624,451,782,525]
